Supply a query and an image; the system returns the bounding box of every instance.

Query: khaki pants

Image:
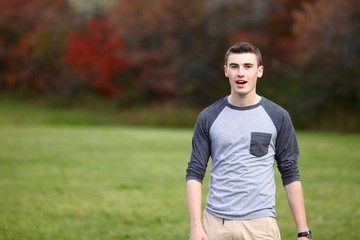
[202,209,281,240]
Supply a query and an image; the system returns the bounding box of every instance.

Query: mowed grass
[0,103,359,239]
[0,126,192,240]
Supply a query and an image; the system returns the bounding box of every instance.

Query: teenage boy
[186,42,311,240]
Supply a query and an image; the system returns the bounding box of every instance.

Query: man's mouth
[236,80,247,85]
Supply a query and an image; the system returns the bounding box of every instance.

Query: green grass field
[0,102,359,239]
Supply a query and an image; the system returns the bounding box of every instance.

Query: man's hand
[190,227,208,240]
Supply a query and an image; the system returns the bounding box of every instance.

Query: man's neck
[227,93,261,107]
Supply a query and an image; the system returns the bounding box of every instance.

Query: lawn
[0,103,359,239]
[0,126,192,239]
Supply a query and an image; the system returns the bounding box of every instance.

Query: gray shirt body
[186,97,300,220]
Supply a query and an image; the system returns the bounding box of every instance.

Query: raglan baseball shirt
[186,96,300,220]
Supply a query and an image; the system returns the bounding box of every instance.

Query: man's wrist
[190,221,203,229]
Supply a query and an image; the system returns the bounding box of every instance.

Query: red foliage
[107,0,206,100]
[62,17,127,97]
[0,0,74,90]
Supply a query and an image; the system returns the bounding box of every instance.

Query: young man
[186,42,311,240]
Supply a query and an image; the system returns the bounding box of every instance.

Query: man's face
[224,53,263,98]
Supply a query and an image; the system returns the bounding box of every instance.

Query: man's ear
[257,65,264,78]
[224,65,228,77]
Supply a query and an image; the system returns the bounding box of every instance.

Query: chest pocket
[250,132,272,157]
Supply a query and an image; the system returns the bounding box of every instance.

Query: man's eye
[230,65,238,69]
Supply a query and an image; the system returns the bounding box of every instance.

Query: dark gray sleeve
[185,112,211,183]
[274,110,300,186]
[186,98,226,183]
[262,98,300,186]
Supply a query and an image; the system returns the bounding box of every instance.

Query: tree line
[0,0,359,131]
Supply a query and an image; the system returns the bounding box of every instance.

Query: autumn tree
[62,17,127,97]
[0,0,75,93]
[105,0,321,107]
[291,0,360,131]
[107,0,212,105]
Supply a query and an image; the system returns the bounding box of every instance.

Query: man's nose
[237,67,245,76]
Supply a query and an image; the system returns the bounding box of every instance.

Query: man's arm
[284,180,311,239]
[186,179,208,240]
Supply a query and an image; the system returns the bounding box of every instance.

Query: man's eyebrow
[228,62,254,66]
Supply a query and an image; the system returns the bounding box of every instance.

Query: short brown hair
[224,42,262,66]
